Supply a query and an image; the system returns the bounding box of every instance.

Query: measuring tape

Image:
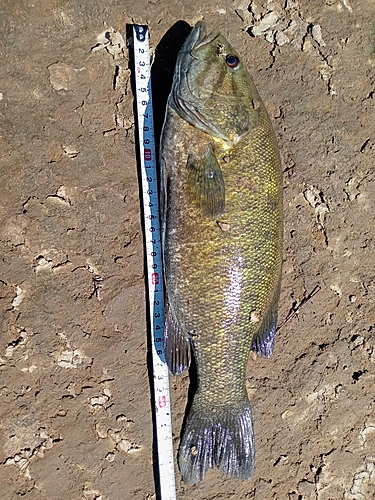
[132,25,176,500]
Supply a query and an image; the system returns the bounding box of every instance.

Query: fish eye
[226,54,240,69]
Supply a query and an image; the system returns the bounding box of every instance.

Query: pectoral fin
[187,144,225,217]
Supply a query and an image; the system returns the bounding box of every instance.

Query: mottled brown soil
[1,1,375,499]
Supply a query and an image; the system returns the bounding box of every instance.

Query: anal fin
[251,311,277,358]
[164,301,191,375]
[251,280,281,358]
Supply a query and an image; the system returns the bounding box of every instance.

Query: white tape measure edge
[133,24,177,500]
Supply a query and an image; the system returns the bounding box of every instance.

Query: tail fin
[178,399,255,484]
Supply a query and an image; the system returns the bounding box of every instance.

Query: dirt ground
[1,0,375,499]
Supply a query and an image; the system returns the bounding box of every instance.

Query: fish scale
[161,22,283,484]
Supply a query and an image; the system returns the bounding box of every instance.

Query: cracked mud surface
[1,1,375,499]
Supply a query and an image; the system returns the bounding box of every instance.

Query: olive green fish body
[161,22,283,484]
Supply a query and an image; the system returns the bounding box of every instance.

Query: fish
[160,21,283,484]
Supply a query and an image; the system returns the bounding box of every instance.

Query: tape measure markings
[133,24,176,500]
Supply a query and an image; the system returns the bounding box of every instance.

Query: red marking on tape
[152,273,159,285]
[144,148,152,161]
[158,395,166,408]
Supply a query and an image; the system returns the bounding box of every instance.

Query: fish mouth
[182,21,207,55]
[191,24,221,55]
[174,22,220,74]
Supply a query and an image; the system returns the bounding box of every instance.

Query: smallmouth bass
[160,21,283,484]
